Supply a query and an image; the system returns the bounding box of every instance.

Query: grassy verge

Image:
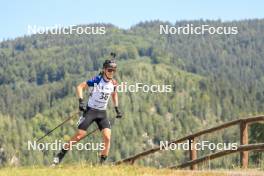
[0,164,263,176]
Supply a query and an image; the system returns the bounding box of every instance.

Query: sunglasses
[106,68,116,73]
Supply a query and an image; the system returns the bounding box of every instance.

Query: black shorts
[77,107,111,131]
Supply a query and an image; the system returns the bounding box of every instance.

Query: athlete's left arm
[111,91,118,107]
[112,80,122,118]
[111,80,118,107]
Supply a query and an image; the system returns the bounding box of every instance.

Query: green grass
[0,164,263,176]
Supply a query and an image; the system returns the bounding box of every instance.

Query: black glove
[115,107,123,118]
[79,98,86,112]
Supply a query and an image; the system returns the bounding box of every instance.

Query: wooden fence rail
[169,143,264,169]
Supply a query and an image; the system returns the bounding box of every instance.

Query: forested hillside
[0,19,263,168]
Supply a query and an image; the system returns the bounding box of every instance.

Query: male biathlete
[52,54,122,165]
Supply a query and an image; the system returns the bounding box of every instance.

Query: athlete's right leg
[52,110,94,165]
[64,129,87,149]
[52,129,87,165]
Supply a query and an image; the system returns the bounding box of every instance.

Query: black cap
[103,53,117,68]
[103,60,117,68]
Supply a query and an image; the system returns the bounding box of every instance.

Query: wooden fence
[116,115,264,169]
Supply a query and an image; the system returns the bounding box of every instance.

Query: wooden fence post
[189,137,197,170]
[240,121,248,168]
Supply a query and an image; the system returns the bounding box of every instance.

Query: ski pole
[36,111,79,142]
